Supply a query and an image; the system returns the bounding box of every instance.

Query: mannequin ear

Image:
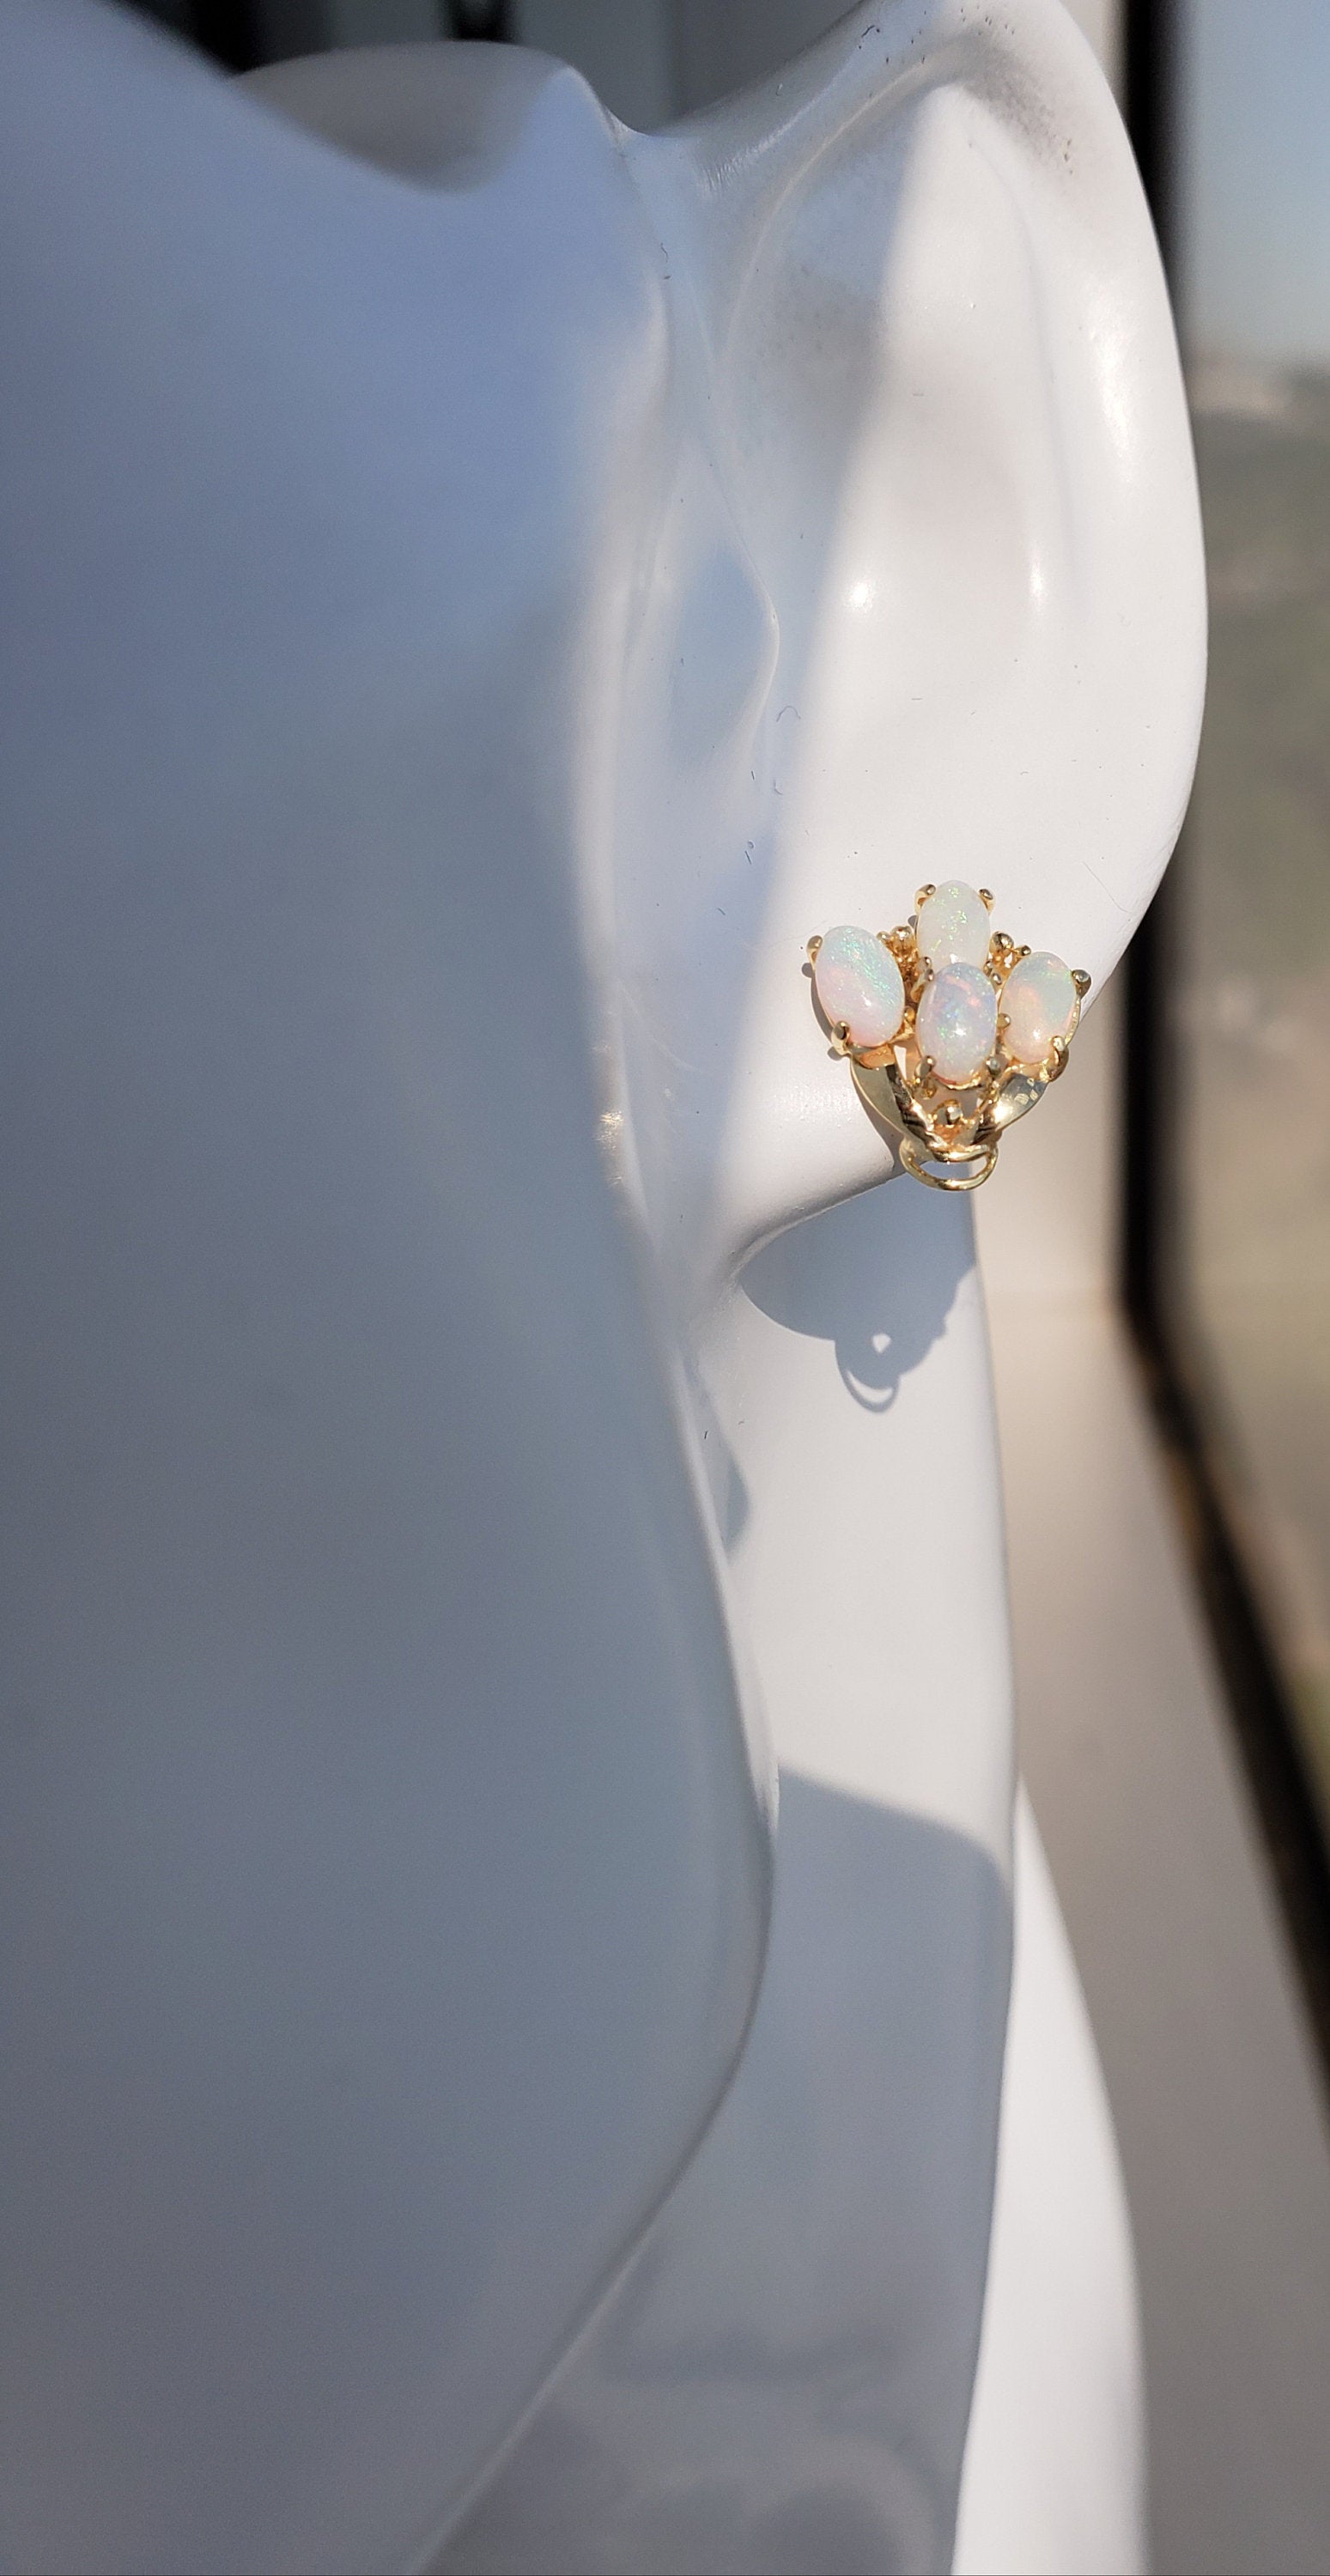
[622,0,1205,1267]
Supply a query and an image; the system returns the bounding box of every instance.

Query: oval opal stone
[1001,951,1078,1066]
[813,925,905,1049]
[916,962,998,1085]
[915,879,991,969]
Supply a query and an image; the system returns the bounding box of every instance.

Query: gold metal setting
[806,888,1091,1191]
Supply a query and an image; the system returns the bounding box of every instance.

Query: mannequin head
[260,4,1203,1315]
[0,4,1202,2567]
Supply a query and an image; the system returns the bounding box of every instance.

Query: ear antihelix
[807,888,1090,1190]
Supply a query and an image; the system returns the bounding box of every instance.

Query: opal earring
[807,882,1090,1191]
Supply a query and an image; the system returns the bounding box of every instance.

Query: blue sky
[1181,0,1330,365]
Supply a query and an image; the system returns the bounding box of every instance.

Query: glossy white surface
[446,1184,1012,2575]
[0,3,1205,2570]
[0,15,772,2573]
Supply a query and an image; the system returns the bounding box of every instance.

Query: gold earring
[806,881,1090,1191]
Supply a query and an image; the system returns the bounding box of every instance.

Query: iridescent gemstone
[1001,951,1078,1066]
[915,879,991,969]
[916,962,998,1085]
[812,924,905,1050]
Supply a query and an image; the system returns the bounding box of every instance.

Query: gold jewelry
[806,882,1090,1192]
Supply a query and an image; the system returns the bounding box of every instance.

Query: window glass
[1175,0,1330,1815]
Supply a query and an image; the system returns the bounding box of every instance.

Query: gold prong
[1072,968,1091,995]
[807,933,823,962]
[1018,944,1031,958]
[986,1053,1005,1076]
[915,883,936,906]
[995,932,1011,951]
[979,887,994,908]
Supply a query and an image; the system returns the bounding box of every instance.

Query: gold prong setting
[807,883,1090,1191]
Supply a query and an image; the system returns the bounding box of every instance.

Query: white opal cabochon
[1001,950,1078,1066]
[915,879,991,969]
[813,924,905,1050]
[915,962,999,1085]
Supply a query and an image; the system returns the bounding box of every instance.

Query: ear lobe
[626,0,1203,1263]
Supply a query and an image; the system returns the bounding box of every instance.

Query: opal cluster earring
[806,882,1090,1190]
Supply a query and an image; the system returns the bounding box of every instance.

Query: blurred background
[116,3,1330,2568]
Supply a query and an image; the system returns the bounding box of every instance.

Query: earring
[806,882,1090,1192]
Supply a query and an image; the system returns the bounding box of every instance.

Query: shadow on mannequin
[692,1184,973,1557]
[742,1187,974,1415]
[443,1777,1008,2576]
